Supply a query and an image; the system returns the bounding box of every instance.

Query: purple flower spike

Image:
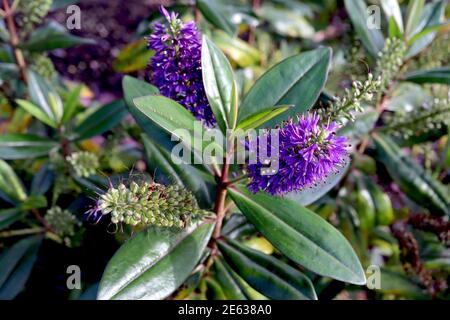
[147,6,215,126]
[246,114,348,196]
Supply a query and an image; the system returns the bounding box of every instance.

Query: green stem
[0,227,44,238]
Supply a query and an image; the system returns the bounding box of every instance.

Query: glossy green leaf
[239,47,331,127]
[31,163,54,196]
[406,1,444,58]
[133,95,223,156]
[228,186,366,285]
[236,105,292,132]
[20,21,95,52]
[62,85,82,123]
[227,267,268,300]
[97,221,214,300]
[15,99,56,128]
[213,257,247,300]
[0,236,42,299]
[0,159,27,203]
[344,0,384,58]
[405,0,425,38]
[202,36,237,132]
[381,0,404,34]
[196,0,236,36]
[26,70,63,124]
[122,76,177,151]
[73,100,127,141]
[0,208,25,230]
[373,133,449,216]
[402,67,450,85]
[219,239,317,300]
[142,135,212,208]
[0,134,56,160]
[336,205,367,263]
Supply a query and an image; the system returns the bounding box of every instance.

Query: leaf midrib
[234,190,360,281]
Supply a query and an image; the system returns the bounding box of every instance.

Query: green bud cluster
[45,206,80,237]
[98,181,209,228]
[30,54,55,80]
[376,38,407,90]
[66,151,100,177]
[327,73,382,124]
[383,98,450,138]
[413,34,450,70]
[17,0,53,36]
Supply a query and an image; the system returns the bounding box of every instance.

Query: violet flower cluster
[148,7,215,126]
[246,114,348,196]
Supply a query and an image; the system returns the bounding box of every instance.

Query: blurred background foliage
[0,0,449,300]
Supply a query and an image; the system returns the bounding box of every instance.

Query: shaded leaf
[0,134,56,160]
[202,36,237,132]
[344,0,384,58]
[73,100,127,141]
[228,186,366,285]
[402,67,450,85]
[219,238,317,300]
[239,47,331,127]
[197,0,236,36]
[373,133,449,216]
[97,221,214,300]
[0,159,27,203]
[21,21,95,52]
[142,135,213,208]
[0,236,42,300]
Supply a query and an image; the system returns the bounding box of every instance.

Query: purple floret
[148,6,215,126]
[246,114,348,195]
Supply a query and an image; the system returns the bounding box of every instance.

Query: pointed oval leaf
[0,235,42,291]
[0,159,27,203]
[373,133,449,216]
[73,100,127,141]
[344,0,384,57]
[27,70,63,123]
[133,95,224,155]
[122,76,177,152]
[16,99,57,128]
[0,208,25,230]
[238,47,331,127]
[97,221,214,300]
[405,0,425,38]
[202,36,237,132]
[381,0,404,34]
[213,257,247,300]
[402,67,450,85]
[236,105,293,132]
[228,186,366,285]
[0,134,56,160]
[219,238,317,300]
[196,0,236,36]
[406,1,445,58]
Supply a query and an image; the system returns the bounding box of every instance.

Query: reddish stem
[3,0,27,83]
